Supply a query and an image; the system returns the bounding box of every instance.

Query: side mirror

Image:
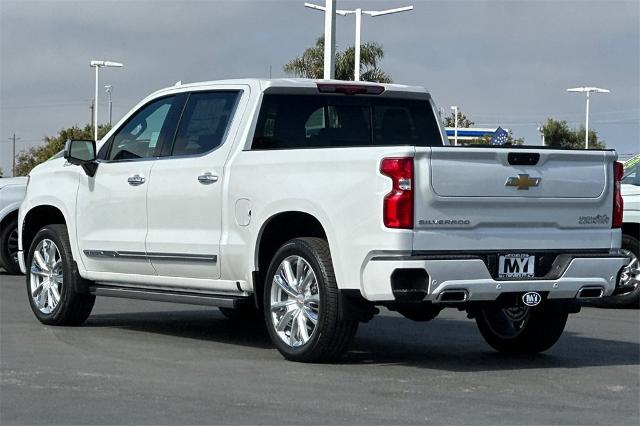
[64,139,98,177]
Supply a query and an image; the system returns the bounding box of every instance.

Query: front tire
[26,224,95,326]
[475,303,568,354]
[264,238,358,362]
[0,216,21,274]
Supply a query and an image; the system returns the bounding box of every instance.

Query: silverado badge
[505,174,541,190]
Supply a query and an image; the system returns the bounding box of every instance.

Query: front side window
[252,94,442,149]
[108,97,175,161]
[171,91,240,156]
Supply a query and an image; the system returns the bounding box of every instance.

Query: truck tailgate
[429,148,606,198]
[413,147,618,251]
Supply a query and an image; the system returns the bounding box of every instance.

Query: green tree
[443,110,474,128]
[540,118,605,149]
[0,168,3,177]
[283,37,392,83]
[14,124,111,176]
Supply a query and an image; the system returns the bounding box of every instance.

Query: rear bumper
[361,252,629,302]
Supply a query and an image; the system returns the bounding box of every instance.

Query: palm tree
[283,37,392,83]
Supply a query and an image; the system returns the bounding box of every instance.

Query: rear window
[171,91,240,156]
[252,94,442,149]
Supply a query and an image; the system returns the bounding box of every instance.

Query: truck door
[145,88,246,282]
[76,95,182,275]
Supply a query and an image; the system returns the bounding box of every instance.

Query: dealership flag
[491,127,509,145]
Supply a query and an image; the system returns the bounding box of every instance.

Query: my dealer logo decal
[522,292,542,307]
[498,253,535,278]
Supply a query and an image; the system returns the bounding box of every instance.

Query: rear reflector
[613,161,624,228]
[380,157,414,229]
[316,83,385,95]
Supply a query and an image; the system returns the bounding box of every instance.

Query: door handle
[198,173,218,184]
[127,174,146,185]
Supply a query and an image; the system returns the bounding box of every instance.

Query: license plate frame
[498,253,536,278]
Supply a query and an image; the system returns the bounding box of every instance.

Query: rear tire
[475,303,568,354]
[26,224,95,326]
[0,216,21,274]
[596,234,640,308]
[264,237,358,363]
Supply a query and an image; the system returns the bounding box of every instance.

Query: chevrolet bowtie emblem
[505,174,541,190]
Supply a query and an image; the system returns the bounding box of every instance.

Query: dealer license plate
[498,254,535,278]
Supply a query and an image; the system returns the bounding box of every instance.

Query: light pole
[105,85,113,126]
[7,133,20,176]
[90,60,123,141]
[304,1,337,79]
[354,7,362,81]
[451,105,458,146]
[566,86,610,149]
[537,126,545,146]
[305,3,413,81]
[324,0,336,79]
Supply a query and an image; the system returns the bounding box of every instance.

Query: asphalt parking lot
[1,271,638,425]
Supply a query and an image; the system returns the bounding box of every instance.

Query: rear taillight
[613,161,624,228]
[380,157,414,229]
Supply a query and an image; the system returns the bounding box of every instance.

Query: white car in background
[0,176,27,274]
[599,157,640,307]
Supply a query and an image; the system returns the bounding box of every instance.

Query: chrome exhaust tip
[437,290,469,303]
[577,286,604,299]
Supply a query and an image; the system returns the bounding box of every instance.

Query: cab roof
[148,78,429,98]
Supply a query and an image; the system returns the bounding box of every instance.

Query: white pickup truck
[18,79,630,362]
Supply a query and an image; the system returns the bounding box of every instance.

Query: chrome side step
[89,285,248,308]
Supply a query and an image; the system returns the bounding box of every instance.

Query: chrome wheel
[482,305,531,339]
[269,255,320,348]
[29,239,63,314]
[619,249,640,292]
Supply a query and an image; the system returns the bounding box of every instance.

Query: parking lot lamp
[105,85,113,126]
[304,3,413,81]
[566,87,610,149]
[90,60,123,141]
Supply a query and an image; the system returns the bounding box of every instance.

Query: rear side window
[171,91,240,156]
[252,94,442,149]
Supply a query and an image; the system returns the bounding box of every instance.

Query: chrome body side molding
[83,250,217,263]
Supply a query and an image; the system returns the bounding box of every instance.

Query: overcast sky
[1,0,638,175]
